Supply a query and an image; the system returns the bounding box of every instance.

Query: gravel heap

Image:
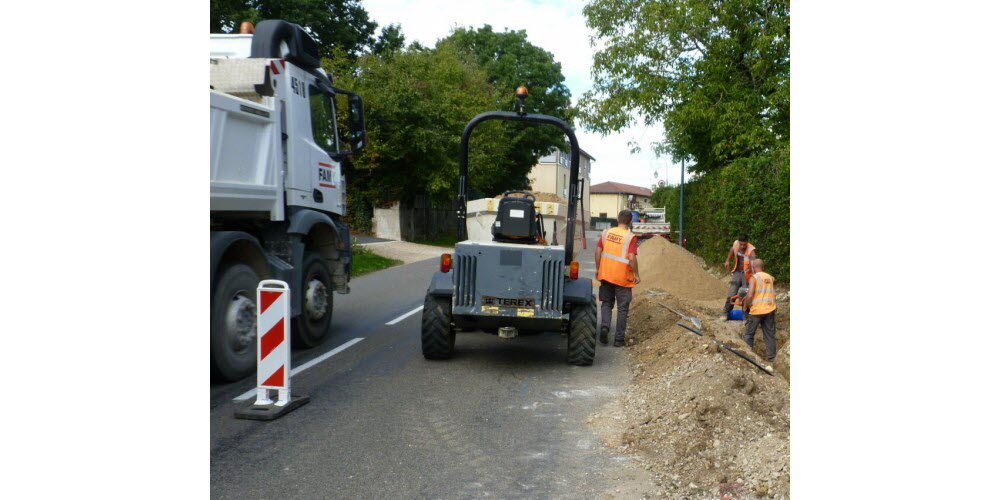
[590,236,792,499]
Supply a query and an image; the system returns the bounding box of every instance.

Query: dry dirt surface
[591,236,791,499]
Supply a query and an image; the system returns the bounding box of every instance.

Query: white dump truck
[631,207,672,241]
[210,20,366,380]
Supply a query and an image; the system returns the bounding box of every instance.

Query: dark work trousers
[723,271,748,314]
[599,280,633,342]
[743,311,777,360]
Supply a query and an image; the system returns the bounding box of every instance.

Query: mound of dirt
[636,236,727,301]
[592,291,790,498]
[589,237,791,498]
[493,191,565,203]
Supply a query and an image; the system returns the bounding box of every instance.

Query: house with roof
[528,147,595,208]
[589,181,653,223]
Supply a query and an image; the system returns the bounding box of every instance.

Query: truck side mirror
[347,94,366,153]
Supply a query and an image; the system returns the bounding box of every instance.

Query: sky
[361,0,686,189]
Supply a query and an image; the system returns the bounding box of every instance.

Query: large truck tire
[567,294,597,366]
[211,263,260,381]
[421,293,455,360]
[293,252,334,348]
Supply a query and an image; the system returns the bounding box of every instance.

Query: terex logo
[481,296,535,308]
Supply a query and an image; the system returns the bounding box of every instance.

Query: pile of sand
[588,236,792,498]
[493,191,565,203]
[636,236,727,301]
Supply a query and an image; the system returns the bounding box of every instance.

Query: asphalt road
[210,235,650,498]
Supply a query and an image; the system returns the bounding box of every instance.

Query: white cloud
[361,0,686,190]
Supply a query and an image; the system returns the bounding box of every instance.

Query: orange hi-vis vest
[749,272,777,315]
[597,227,636,288]
[730,241,756,276]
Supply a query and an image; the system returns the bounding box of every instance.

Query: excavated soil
[590,236,791,499]
[493,191,566,203]
[635,237,728,300]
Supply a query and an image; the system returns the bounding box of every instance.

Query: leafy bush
[651,146,789,282]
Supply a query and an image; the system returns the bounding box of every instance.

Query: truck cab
[209,20,366,381]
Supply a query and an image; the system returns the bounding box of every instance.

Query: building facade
[589,181,653,221]
[528,148,594,213]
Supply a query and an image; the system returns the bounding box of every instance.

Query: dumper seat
[492,192,539,244]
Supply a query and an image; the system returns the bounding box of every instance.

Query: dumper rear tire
[421,294,455,360]
[567,294,597,366]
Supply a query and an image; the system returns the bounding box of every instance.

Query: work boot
[599,326,609,345]
[613,336,624,347]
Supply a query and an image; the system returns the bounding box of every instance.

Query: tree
[210,0,377,59]
[580,0,789,174]
[335,44,516,207]
[372,24,405,56]
[440,26,575,184]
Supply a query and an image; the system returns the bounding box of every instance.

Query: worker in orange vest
[595,210,641,347]
[742,259,777,361]
[723,234,756,317]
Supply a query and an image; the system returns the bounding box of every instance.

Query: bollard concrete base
[234,394,310,421]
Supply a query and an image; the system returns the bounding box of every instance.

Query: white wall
[373,201,401,240]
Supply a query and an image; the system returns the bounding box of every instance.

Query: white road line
[233,337,365,401]
[386,305,423,325]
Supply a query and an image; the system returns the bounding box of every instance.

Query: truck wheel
[421,293,455,360]
[567,294,597,366]
[293,252,334,347]
[211,263,260,381]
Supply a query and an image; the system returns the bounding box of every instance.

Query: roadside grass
[352,245,403,277]
[414,234,458,248]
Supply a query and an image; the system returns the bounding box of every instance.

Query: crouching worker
[743,258,777,361]
[595,210,641,347]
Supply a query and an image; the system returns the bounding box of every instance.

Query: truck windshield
[308,85,338,151]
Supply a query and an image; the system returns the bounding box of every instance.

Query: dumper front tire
[421,294,455,360]
[567,294,597,366]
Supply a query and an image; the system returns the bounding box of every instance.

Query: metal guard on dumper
[421,87,597,366]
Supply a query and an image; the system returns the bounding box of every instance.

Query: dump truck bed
[209,87,283,220]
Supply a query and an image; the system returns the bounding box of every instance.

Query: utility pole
[678,158,685,246]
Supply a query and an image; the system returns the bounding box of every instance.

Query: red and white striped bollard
[255,279,291,407]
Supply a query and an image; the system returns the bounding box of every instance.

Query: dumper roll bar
[457,108,580,264]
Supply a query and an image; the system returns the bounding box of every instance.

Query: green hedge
[345,191,374,236]
[652,147,789,282]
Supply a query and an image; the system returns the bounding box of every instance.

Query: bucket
[727,294,746,321]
